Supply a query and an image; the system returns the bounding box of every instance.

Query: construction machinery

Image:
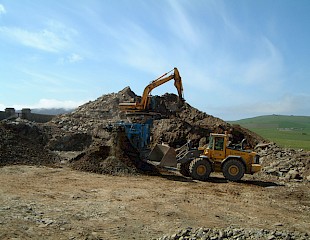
[119,67,184,114]
[105,119,152,158]
[110,67,185,168]
[149,132,261,181]
[116,67,260,181]
[107,121,261,181]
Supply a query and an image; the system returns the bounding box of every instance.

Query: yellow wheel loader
[149,133,261,181]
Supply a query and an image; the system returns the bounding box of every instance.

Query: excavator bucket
[148,144,177,168]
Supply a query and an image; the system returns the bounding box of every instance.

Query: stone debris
[157,226,309,240]
[50,88,265,148]
[45,87,267,175]
[256,142,310,181]
[1,87,309,180]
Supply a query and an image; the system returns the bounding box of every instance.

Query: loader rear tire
[190,158,212,181]
[179,161,191,177]
[222,159,245,181]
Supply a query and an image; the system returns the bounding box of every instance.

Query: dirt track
[0,165,309,239]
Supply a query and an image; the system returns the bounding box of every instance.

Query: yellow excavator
[119,67,184,113]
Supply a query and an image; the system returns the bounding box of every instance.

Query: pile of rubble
[50,87,264,148]
[256,143,310,181]
[150,94,264,148]
[2,87,308,180]
[70,131,158,175]
[43,87,266,175]
[0,120,59,167]
[50,87,136,137]
[158,226,309,240]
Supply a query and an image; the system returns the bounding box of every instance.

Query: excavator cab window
[214,137,224,151]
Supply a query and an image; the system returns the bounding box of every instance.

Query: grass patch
[229,115,310,151]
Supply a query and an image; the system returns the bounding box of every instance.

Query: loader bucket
[148,144,177,168]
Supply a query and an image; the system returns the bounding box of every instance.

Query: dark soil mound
[47,132,92,151]
[151,93,264,148]
[0,121,59,167]
[70,131,158,175]
[70,145,136,175]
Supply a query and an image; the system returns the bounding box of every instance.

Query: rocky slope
[50,87,265,148]
[1,87,309,181]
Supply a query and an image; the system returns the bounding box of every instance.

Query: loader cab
[207,134,227,161]
[208,134,228,150]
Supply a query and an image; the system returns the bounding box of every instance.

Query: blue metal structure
[106,118,153,153]
[122,122,151,151]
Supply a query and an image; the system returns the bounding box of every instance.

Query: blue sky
[0,0,309,120]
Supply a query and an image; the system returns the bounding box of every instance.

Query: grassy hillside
[229,115,310,151]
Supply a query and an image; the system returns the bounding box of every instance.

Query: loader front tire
[222,159,245,181]
[190,158,212,181]
[179,161,191,177]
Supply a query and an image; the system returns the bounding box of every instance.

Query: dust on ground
[0,88,310,239]
[0,165,309,240]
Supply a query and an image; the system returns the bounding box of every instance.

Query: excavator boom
[119,68,184,112]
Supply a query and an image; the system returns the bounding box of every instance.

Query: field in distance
[229,115,310,151]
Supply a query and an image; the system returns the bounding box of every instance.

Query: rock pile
[256,143,310,181]
[150,94,264,148]
[70,145,138,175]
[50,87,265,148]
[44,87,266,175]
[0,120,59,167]
[157,226,309,240]
[70,131,158,175]
[50,87,136,137]
[3,87,308,180]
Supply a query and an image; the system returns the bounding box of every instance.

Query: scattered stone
[157,227,308,240]
[274,222,283,227]
[257,142,310,182]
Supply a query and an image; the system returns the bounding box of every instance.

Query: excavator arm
[139,67,184,109]
[119,67,184,112]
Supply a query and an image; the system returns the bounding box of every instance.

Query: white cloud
[242,37,284,86]
[0,4,6,15]
[0,103,5,111]
[95,1,203,75]
[34,99,85,109]
[68,53,83,63]
[212,94,310,120]
[110,22,170,75]
[59,53,83,64]
[21,68,62,86]
[167,0,201,46]
[12,99,85,110]
[0,21,77,53]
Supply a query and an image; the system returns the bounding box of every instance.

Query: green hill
[229,115,310,150]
